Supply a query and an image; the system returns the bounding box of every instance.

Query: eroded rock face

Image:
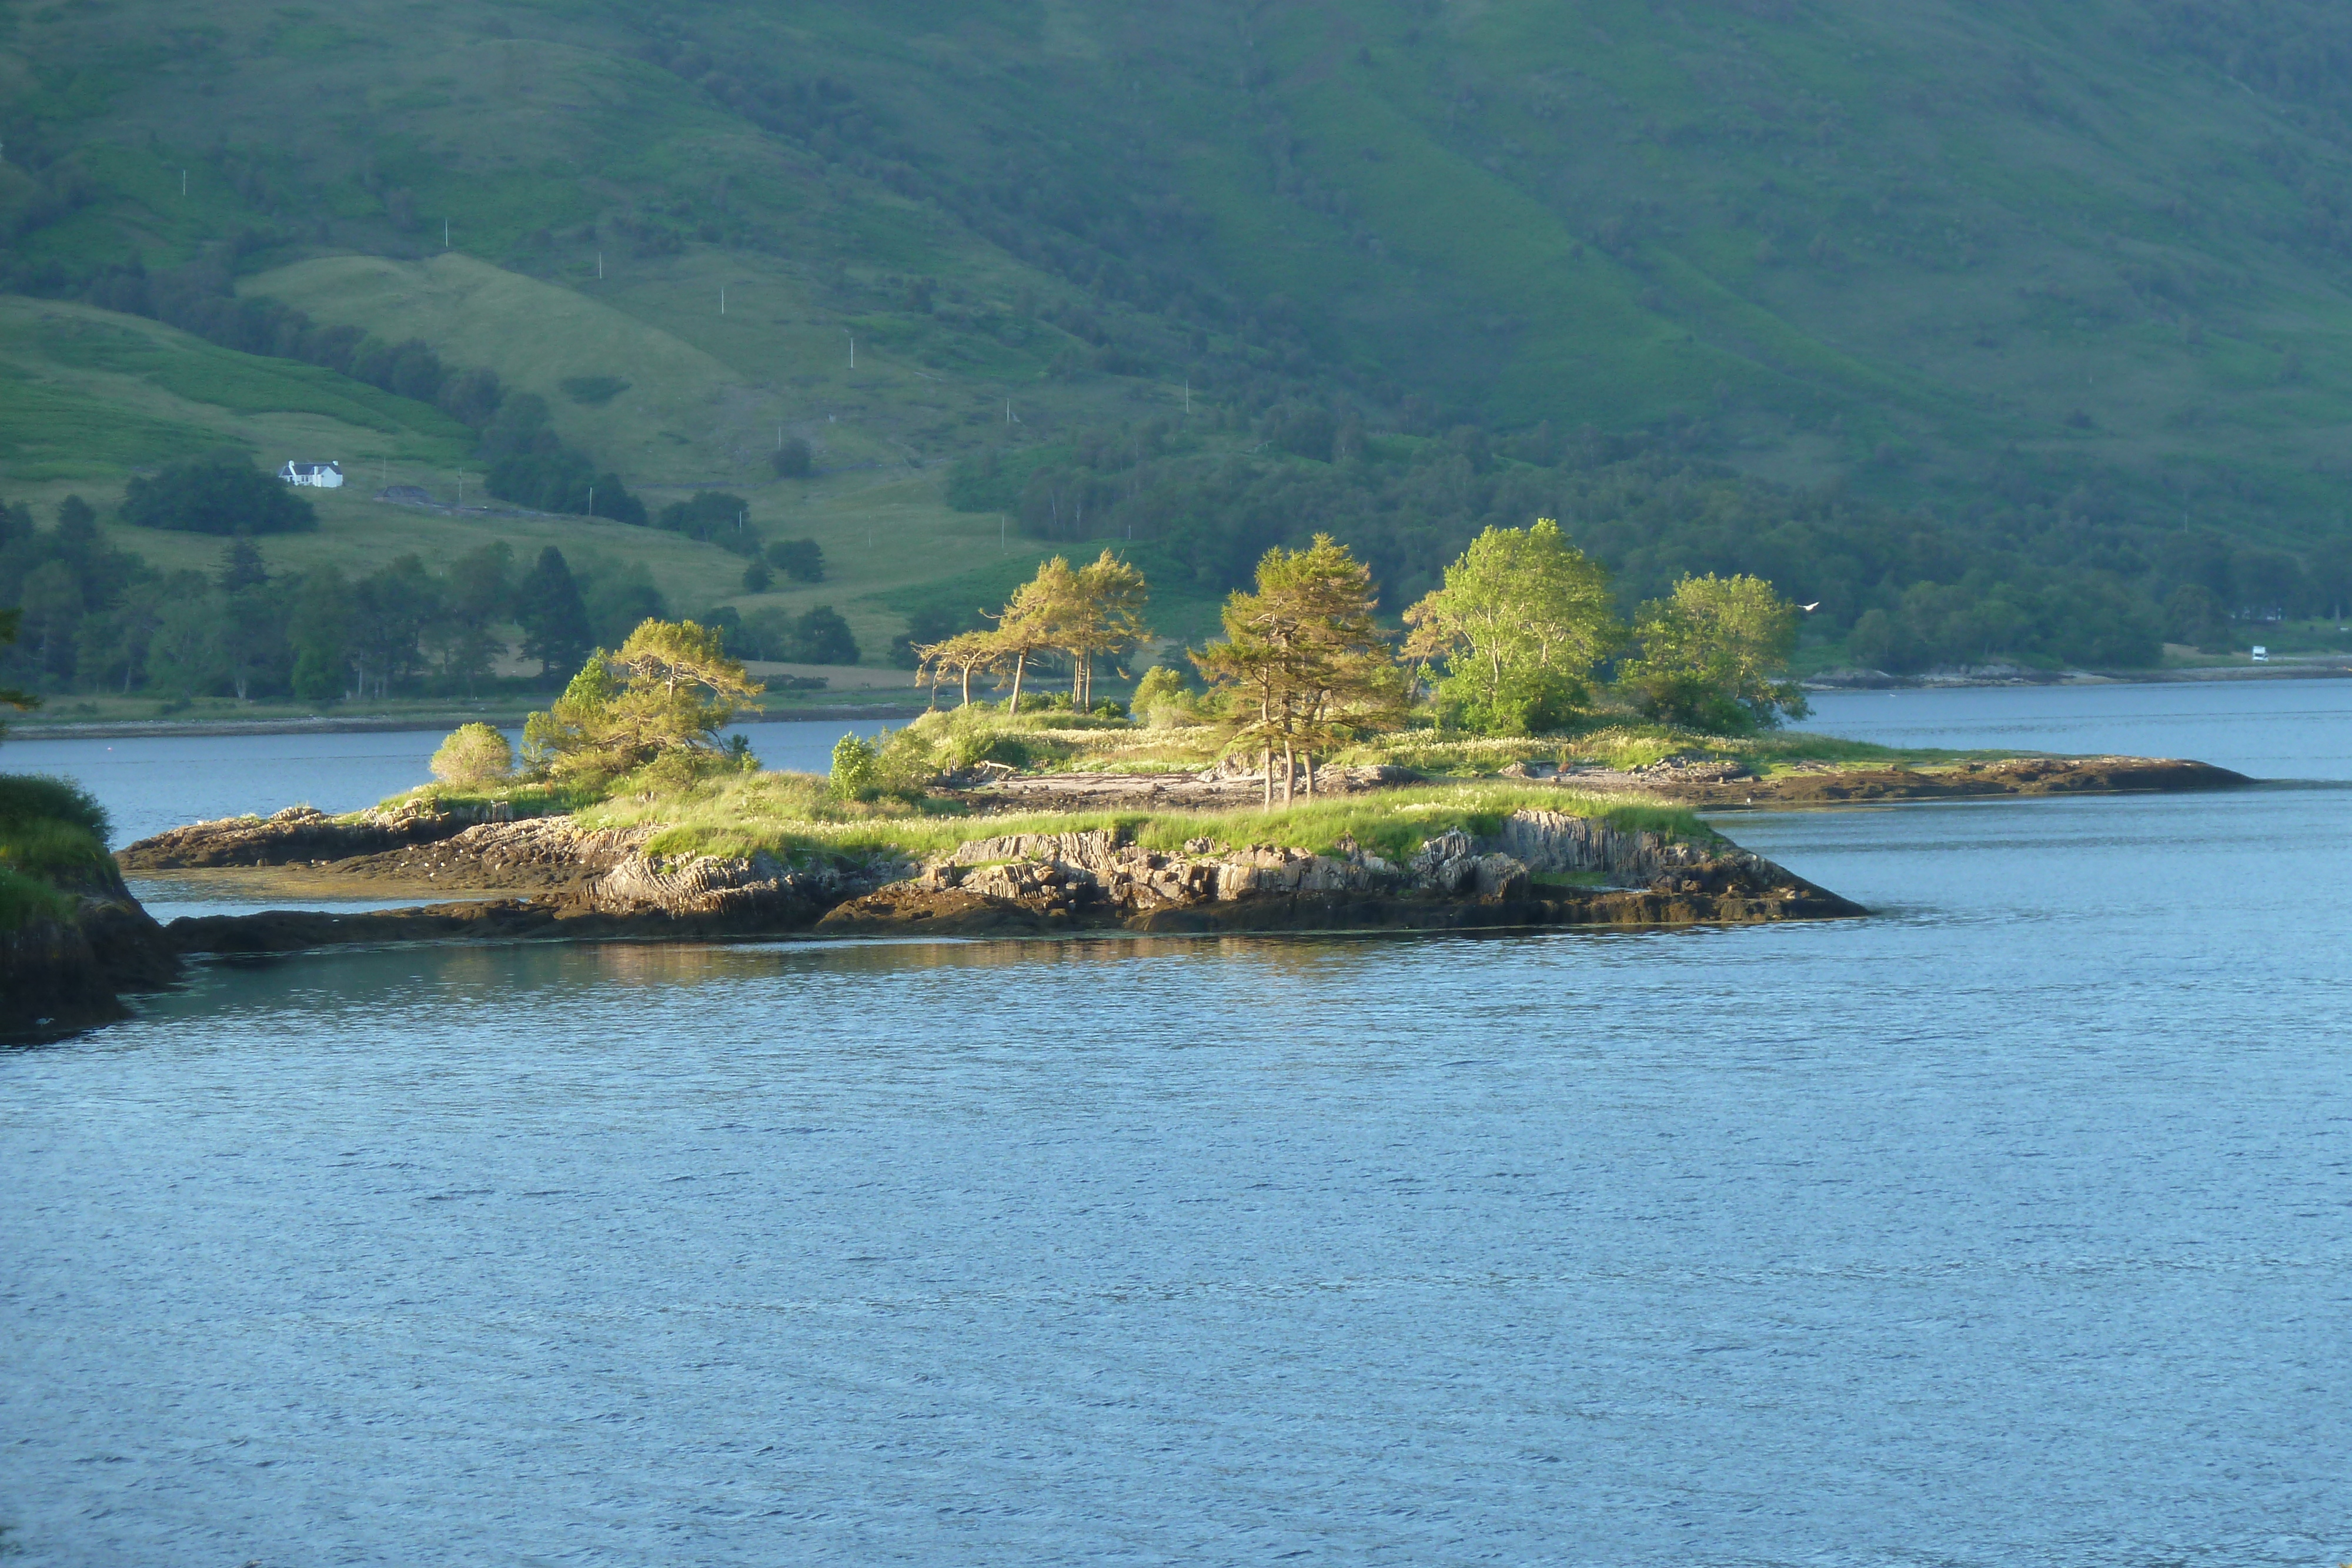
[159,808,1864,958]
[817,810,1861,935]
[579,847,910,920]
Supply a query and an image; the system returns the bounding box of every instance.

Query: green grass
[0,865,73,932]
[575,771,1712,871]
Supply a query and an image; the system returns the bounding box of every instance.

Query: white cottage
[279,460,345,489]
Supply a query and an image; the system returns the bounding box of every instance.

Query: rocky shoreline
[120,804,1862,960]
[15,749,2233,1019]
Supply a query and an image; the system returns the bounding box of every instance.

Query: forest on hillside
[9,0,2352,674]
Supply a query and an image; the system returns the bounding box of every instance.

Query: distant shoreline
[4,703,932,742]
[9,663,2350,742]
[1803,661,2352,692]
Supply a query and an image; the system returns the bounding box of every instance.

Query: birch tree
[1619,574,1809,733]
[1402,517,1620,735]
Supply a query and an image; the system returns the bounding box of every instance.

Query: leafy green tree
[515,546,594,678]
[14,561,83,681]
[289,567,353,701]
[216,537,268,591]
[145,593,233,697]
[657,492,757,554]
[767,538,824,582]
[1192,534,1407,804]
[1131,664,1194,726]
[430,722,514,786]
[790,606,860,665]
[120,453,317,535]
[435,542,514,690]
[771,438,814,479]
[829,733,881,799]
[1620,574,1810,733]
[1402,518,1620,735]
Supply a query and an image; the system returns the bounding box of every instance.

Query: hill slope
[8,0,2352,679]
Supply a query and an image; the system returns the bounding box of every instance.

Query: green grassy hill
[8,0,2352,684]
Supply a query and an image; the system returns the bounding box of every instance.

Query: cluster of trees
[912,524,1806,804]
[1181,526,1803,803]
[0,495,691,701]
[950,421,2352,674]
[911,550,1148,711]
[119,453,319,536]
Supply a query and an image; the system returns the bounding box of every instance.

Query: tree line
[916,523,1806,805]
[0,492,868,703]
[951,418,2352,674]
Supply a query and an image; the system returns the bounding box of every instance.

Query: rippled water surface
[3,687,2348,1565]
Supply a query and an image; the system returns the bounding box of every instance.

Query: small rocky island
[122,791,1862,957]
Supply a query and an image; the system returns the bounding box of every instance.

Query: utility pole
[720,286,726,315]
[1184,377,1191,414]
[182,169,189,198]
[456,469,465,507]
[444,218,450,249]
[847,331,855,369]
[587,486,594,519]
[597,251,603,279]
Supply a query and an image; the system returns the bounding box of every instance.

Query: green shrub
[429,723,514,787]
[830,733,881,800]
[0,864,72,932]
[0,817,112,879]
[0,774,111,841]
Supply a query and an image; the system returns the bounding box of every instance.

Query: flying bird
[1799,601,1822,613]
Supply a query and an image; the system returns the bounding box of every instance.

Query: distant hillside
[8,0,2352,679]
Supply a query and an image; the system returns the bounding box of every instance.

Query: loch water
[3,683,2348,1566]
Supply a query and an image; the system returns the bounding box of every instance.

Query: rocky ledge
[818,810,1859,937]
[1,862,181,1037]
[116,800,507,870]
[159,809,1860,957]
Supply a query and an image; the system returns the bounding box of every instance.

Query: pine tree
[1192,534,1406,804]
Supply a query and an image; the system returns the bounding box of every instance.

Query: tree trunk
[1009,650,1028,714]
[959,663,973,706]
[1262,747,1272,807]
[1282,740,1295,805]
[1303,752,1314,798]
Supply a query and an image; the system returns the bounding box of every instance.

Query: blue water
[2,685,2348,1565]
[0,718,896,850]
